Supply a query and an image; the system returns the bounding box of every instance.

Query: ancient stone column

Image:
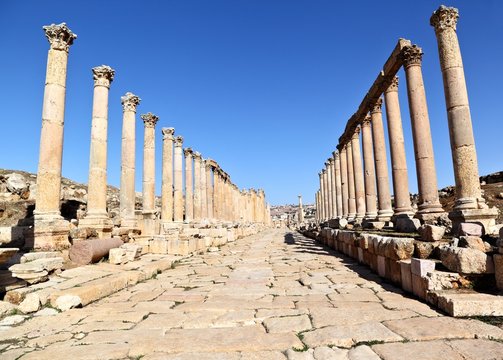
[34,23,77,250]
[384,76,414,217]
[329,156,338,219]
[339,145,349,218]
[184,148,194,223]
[401,45,444,218]
[200,159,208,221]
[318,172,325,221]
[316,191,321,223]
[206,164,214,221]
[298,195,304,224]
[430,6,496,229]
[141,112,159,235]
[80,65,115,237]
[361,116,378,219]
[193,152,202,222]
[322,169,329,221]
[120,92,141,230]
[351,127,366,220]
[333,151,343,218]
[346,142,356,219]
[213,171,221,221]
[326,159,334,220]
[161,128,175,224]
[370,99,394,221]
[173,136,184,222]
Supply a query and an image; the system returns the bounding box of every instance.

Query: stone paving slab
[0,229,501,359]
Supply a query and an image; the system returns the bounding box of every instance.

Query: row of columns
[315,6,497,232]
[33,22,270,249]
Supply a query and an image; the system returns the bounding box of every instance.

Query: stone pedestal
[119,92,141,230]
[430,6,497,231]
[401,45,444,218]
[371,99,393,221]
[33,23,77,250]
[80,65,115,238]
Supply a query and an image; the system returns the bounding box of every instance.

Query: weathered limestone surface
[1,229,500,359]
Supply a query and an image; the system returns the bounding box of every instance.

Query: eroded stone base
[27,218,70,251]
[449,208,499,236]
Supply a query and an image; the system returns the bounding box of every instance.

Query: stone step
[431,289,503,317]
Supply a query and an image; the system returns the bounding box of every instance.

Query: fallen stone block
[121,244,142,261]
[418,224,445,242]
[411,258,436,277]
[440,246,494,274]
[458,236,486,252]
[55,294,82,311]
[20,251,59,263]
[18,293,41,313]
[69,238,123,265]
[109,248,127,265]
[394,217,421,233]
[385,237,414,260]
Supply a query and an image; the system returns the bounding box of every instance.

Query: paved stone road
[1,229,503,359]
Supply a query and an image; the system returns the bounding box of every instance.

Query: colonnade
[315,6,497,233]
[32,23,270,250]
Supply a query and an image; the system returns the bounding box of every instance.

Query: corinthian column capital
[121,92,141,112]
[43,22,77,51]
[370,98,383,114]
[401,45,423,68]
[430,5,459,33]
[92,65,115,88]
[141,112,159,128]
[162,127,175,140]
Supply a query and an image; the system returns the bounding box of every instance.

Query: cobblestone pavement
[1,229,503,359]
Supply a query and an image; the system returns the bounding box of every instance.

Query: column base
[362,219,387,230]
[27,216,70,251]
[79,216,113,238]
[393,207,415,217]
[416,202,444,215]
[377,209,393,222]
[449,207,498,236]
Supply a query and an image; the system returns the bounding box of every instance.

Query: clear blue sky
[0,1,501,206]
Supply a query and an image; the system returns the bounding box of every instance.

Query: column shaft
[361,118,378,219]
[371,99,393,220]
[384,77,414,216]
[161,128,175,223]
[346,141,356,219]
[200,159,208,221]
[402,45,444,216]
[184,148,194,222]
[339,146,349,218]
[120,93,140,229]
[326,161,334,220]
[431,6,483,210]
[333,152,343,218]
[351,129,366,219]
[206,165,214,221]
[173,136,184,222]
